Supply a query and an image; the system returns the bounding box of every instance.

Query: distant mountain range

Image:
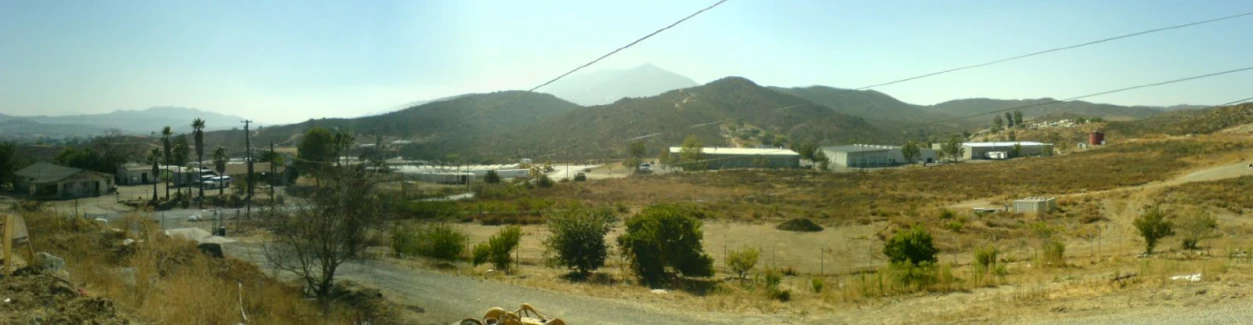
[0,107,251,135]
[541,63,699,106]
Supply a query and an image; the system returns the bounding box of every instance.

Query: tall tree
[1012,110,1024,127]
[679,135,706,171]
[213,146,227,197]
[942,135,965,162]
[297,127,336,185]
[901,141,920,165]
[1008,130,1017,141]
[991,115,1004,131]
[173,134,191,197]
[1004,112,1014,128]
[162,126,173,199]
[148,148,161,202]
[192,118,206,207]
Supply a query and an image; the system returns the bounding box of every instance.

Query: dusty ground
[0,270,132,324]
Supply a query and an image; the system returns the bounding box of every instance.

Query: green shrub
[537,175,555,188]
[1134,206,1175,255]
[471,242,491,266]
[544,207,618,275]
[888,261,937,289]
[617,204,715,286]
[811,277,825,293]
[484,170,501,184]
[883,225,937,266]
[944,220,964,232]
[1042,241,1065,267]
[938,209,955,220]
[973,245,999,272]
[726,246,759,280]
[1178,211,1217,250]
[487,226,522,271]
[392,223,468,261]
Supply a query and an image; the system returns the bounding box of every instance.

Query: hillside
[768,86,939,122]
[542,64,699,106]
[926,98,1163,122]
[1104,102,1253,137]
[0,119,109,140]
[408,77,884,160]
[1,107,251,135]
[203,91,582,154]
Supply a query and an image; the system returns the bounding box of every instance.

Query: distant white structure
[819,144,938,167]
[933,142,1053,160]
[1014,197,1057,213]
[666,147,800,169]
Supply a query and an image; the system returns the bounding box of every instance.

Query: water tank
[1089,131,1105,146]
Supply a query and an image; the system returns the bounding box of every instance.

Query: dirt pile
[0,269,132,324]
[776,218,823,232]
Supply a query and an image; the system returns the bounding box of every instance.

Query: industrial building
[666,147,800,169]
[1014,197,1057,213]
[819,144,938,168]
[934,142,1054,160]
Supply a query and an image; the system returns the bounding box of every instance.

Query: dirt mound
[0,270,132,325]
[776,218,823,232]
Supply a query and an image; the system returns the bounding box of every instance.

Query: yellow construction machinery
[459,304,565,325]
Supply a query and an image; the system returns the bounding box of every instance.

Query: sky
[2,0,1251,124]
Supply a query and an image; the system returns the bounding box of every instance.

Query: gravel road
[222,243,785,325]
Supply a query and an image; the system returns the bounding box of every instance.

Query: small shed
[1013,197,1057,213]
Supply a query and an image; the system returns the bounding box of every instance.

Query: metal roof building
[933,141,1054,160]
[819,144,938,168]
[15,162,114,198]
[667,147,800,170]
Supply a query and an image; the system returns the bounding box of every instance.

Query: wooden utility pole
[270,141,276,210]
[243,120,253,219]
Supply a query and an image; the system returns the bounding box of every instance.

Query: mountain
[542,64,699,106]
[1104,102,1253,137]
[768,86,935,121]
[203,91,582,153]
[0,119,109,140]
[4,107,251,134]
[1148,104,1210,112]
[925,98,1163,122]
[418,77,884,160]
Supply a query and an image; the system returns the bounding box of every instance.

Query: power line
[458,0,729,123]
[528,0,730,93]
[855,11,1253,91]
[914,66,1253,127]
[1218,97,1253,106]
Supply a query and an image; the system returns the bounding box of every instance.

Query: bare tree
[263,166,386,308]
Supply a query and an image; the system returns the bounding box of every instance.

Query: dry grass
[22,210,396,325]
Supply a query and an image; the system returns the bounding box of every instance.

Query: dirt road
[222,243,787,325]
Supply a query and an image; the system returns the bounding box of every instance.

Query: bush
[536,175,554,188]
[484,170,501,184]
[883,225,937,266]
[938,209,955,220]
[471,242,491,266]
[973,245,999,272]
[486,226,522,271]
[811,277,825,293]
[888,261,937,289]
[1042,241,1065,267]
[617,204,715,286]
[726,246,759,280]
[392,223,468,261]
[544,207,618,275]
[775,218,823,232]
[1133,206,1175,255]
[1178,211,1217,250]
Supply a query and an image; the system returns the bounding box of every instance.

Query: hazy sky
[2,0,1251,124]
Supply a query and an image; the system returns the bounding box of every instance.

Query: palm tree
[161,126,172,199]
[173,134,190,198]
[149,148,161,202]
[192,118,206,207]
[213,146,227,197]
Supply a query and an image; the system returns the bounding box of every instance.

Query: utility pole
[270,141,276,211]
[243,120,253,219]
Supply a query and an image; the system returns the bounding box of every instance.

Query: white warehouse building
[932,141,1054,160]
[819,144,938,168]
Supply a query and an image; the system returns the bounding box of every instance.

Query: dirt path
[221,243,787,325]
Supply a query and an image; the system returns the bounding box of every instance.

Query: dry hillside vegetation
[1156,175,1253,214]
[18,211,399,325]
[1105,102,1253,137]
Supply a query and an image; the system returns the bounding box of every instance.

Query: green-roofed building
[14,162,114,198]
